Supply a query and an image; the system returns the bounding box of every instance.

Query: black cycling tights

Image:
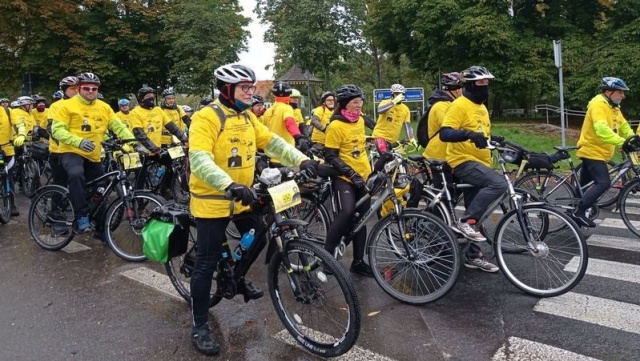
[324,177,370,263]
[190,214,264,330]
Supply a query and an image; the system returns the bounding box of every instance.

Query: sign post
[554,40,566,147]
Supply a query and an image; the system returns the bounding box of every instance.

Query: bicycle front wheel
[268,240,360,357]
[21,158,40,197]
[495,204,587,297]
[368,210,460,305]
[105,193,165,262]
[618,178,640,237]
[294,196,331,241]
[28,186,74,250]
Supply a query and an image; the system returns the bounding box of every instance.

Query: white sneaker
[464,256,499,273]
[456,220,486,242]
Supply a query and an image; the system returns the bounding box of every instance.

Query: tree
[162,0,250,95]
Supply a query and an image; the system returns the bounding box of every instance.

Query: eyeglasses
[81,86,99,92]
[239,84,257,93]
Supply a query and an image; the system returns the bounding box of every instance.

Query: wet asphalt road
[2,193,640,361]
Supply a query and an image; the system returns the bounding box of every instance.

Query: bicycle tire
[104,193,165,262]
[0,172,11,224]
[268,240,360,357]
[295,196,331,241]
[21,158,39,197]
[419,188,453,225]
[164,224,224,307]
[170,168,190,205]
[514,171,576,208]
[618,178,640,237]
[28,186,75,250]
[368,210,460,305]
[494,204,587,297]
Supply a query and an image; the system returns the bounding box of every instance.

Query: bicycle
[28,139,166,261]
[422,141,588,297]
[135,142,189,204]
[164,168,361,357]
[14,135,48,198]
[511,143,636,219]
[0,142,16,224]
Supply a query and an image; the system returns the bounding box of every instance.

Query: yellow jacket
[442,96,492,168]
[189,101,309,218]
[51,95,133,162]
[577,94,633,161]
[129,106,172,148]
[372,99,411,143]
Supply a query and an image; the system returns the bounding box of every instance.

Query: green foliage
[0,0,250,102]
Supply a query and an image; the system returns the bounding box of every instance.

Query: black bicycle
[28,139,166,261]
[164,168,361,357]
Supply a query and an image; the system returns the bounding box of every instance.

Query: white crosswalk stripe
[586,234,640,252]
[491,337,602,361]
[534,292,640,335]
[61,241,91,253]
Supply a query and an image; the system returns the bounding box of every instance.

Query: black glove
[294,135,311,152]
[226,182,254,206]
[622,135,640,153]
[299,159,319,178]
[491,135,505,146]
[467,132,488,149]
[348,171,366,189]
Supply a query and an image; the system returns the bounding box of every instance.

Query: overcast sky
[237,0,275,80]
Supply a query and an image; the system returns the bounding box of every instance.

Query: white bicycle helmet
[390,84,405,94]
[461,66,495,82]
[77,72,101,85]
[214,64,256,84]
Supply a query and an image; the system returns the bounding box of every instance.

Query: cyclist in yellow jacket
[574,77,633,228]
[422,72,464,160]
[309,91,334,149]
[160,87,191,146]
[371,83,416,172]
[187,63,318,356]
[31,95,48,132]
[0,99,26,216]
[51,72,135,233]
[129,85,188,192]
[439,66,505,273]
[116,99,133,128]
[261,81,311,161]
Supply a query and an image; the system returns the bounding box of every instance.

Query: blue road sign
[373,88,424,102]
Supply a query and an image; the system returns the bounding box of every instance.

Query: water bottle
[233,229,255,261]
[88,186,105,211]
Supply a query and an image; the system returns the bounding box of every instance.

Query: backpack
[207,104,249,134]
[416,103,435,148]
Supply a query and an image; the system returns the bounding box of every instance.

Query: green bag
[142,219,175,263]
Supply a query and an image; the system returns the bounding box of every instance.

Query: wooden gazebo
[276,65,323,115]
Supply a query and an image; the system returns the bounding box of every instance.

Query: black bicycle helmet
[272,81,292,97]
[200,95,213,106]
[162,87,175,98]
[76,72,101,85]
[335,84,364,102]
[441,72,463,90]
[251,95,265,106]
[137,85,155,101]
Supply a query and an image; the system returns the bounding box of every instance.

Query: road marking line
[62,241,91,253]
[586,234,640,252]
[491,336,601,361]
[534,292,640,335]
[565,257,640,284]
[274,329,397,361]
[598,218,639,229]
[491,337,599,361]
[120,267,183,301]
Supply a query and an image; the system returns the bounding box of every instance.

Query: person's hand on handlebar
[225,182,254,206]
